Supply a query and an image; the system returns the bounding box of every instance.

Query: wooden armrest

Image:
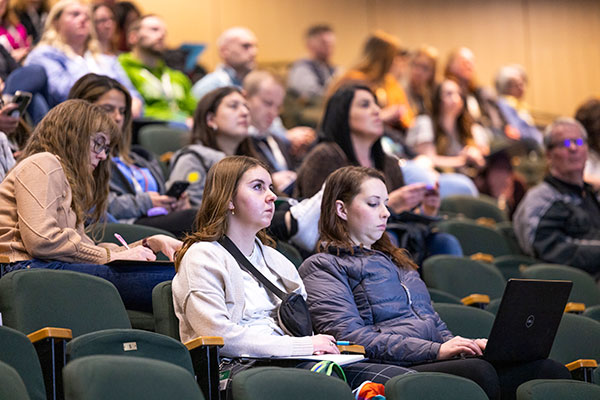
[470,253,494,263]
[184,336,224,350]
[27,327,72,343]
[566,359,598,371]
[159,152,174,163]
[337,344,365,354]
[461,294,490,307]
[475,217,496,227]
[564,302,585,314]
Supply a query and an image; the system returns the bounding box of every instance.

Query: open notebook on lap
[482,278,572,363]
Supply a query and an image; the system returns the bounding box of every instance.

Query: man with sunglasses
[514,117,600,280]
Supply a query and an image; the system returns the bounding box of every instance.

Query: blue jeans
[425,232,463,257]
[3,259,175,312]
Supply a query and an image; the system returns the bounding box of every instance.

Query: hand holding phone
[165,180,190,199]
[2,91,32,118]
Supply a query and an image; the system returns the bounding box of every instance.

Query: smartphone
[8,91,32,118]
[425,184,438,196]
[165,180,189,199]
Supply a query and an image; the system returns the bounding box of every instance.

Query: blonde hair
[38,0,101,58]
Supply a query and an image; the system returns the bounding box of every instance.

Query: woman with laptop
[299,165,570,400]
[171,155,415,390]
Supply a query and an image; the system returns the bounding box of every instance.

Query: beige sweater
[173,240,314,358]
[0,152,113,264]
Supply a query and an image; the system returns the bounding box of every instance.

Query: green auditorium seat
[516,379,600,400]
[63,355,204,400]
[432,303,495,339]
[0,326,46,400]
[231,367,354,400]
[385,372,488,400]
[0,361,32,400]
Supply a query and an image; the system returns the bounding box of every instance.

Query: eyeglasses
[548,138,587,149]
[91,137,110,155]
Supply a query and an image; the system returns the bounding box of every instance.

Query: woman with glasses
[69,73,196,238]
[0,99,180,312]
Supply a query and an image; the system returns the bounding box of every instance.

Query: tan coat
[0,152,113,264]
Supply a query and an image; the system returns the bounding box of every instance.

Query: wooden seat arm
[184,336,223,400]
[184,336,224,351]
[566,359,597,371]
[470,253,494,263]
[564,302,585,314]
[566,359,598,383]
[475,217,496,227]
[27,327,72,344]
[337,344,365,354]
[461,294,490,308]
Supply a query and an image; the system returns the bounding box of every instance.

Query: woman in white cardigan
[172,155,414,389]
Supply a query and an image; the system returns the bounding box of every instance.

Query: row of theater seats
[0,268,599,399]
[3,344,598,400]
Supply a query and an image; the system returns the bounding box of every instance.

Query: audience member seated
[329,31,414,132]
[494,64,543,148]
[405,78,489,196]
[69,73,196,238]
[92,3,117,56]
[192,26,257,101]
[287,24,337,102]
[406,45,438,116]
[167,86,326,252]
[0,0,30,63]
[0,100,180,311]
[473,146,527,220]
[19,0,142,118]
[299,165,571,400]
[168,86,254,207]
[574,98,600,189]
[0,97,25,181]
[113,1,140,53]
[172,155,415,390]
[295,84,462,260]
[444,47,505,135]
[245,70,300,193]
[119,14,196,124]
[514,117,600,281]
[13,0,48,45]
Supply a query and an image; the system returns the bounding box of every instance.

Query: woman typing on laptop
[171,156,414,392]
[299,166,570,400]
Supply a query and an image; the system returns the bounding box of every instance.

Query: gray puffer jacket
[299,246,453,366]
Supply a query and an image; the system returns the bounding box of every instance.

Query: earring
[211,125,217,131]
[230,207,235,215]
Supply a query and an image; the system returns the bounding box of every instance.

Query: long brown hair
[432,79,475,155]
[191,86,256,157]
[68,73,133,163]
[19,99,120,225]
[353,31,401,85]
[318,166,417,270]
[175,155,274,270]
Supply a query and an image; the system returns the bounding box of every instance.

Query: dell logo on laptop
[525,315,535,328]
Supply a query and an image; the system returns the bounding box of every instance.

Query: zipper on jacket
[400,282,424,320]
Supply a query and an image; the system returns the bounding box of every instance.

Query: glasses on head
[91,137,110,155]
[548,138,586,149]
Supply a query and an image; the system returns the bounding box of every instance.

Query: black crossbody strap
[218,236,287,300]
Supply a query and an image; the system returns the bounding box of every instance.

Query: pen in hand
[114,233,130,249]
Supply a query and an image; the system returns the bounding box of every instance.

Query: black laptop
[482,278,572,363]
